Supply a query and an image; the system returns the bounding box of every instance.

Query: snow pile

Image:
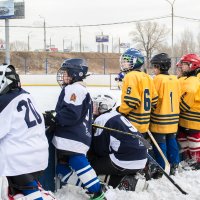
[55,170,200,200]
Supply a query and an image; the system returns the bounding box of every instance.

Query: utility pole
[5,19,10,64]
[44,19,46,51]
[118,37,121,54]
[164,0,176,65]
[62,38,64,52]
[40,16,47,52]
[28,34,30,51]
[27,32,32,51]
[101,32,104,53]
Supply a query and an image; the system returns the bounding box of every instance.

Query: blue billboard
[96,35,109,42]
[0,0,14,19]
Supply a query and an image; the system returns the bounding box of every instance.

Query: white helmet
[92,94,116,114]
[0,64,20,95]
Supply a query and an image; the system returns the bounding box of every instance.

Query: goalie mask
[92,94,116,115]
[0,64,21,95]
[120,48,144,72]
[57,58,88,87]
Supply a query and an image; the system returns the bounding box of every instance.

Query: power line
[0,15,170,28]
[175,15,200,22]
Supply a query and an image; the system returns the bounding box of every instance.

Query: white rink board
[23,86,122,113]
[20,74,117,87]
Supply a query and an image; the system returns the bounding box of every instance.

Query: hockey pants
[153,133,180,169]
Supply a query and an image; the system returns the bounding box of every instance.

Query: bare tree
[176,30,196,56]
[10,41,28,51]
[129,22,169,69]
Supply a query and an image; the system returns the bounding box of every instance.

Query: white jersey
[0,89,49,176]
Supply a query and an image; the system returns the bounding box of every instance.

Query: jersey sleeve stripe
[124,101,138,109]
[128,117,150,124]
[152,96,158,101]
[124,96,141,103]
[129,112,150,116]
[150,120,179,125]
[180,115,200,122]
[151,113,179,117]
[151,116,179,121]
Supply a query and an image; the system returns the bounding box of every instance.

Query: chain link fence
[0,52,180,75]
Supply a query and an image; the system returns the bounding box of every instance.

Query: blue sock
[69,154,101,193]
[22,180,43,200]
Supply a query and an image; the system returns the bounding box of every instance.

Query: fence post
[24,58,27,74]
[45,58,48,74]
[103,58,106,74]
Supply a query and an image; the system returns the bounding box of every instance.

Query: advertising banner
[96,35,109,42]
[120,43,130,48]
[0,0,14,19]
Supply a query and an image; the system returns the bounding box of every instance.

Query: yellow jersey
[149,74,181,134]
[118,71,158,133]
[179,76,200,131]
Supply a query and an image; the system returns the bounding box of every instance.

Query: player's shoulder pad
[64,83,88,105]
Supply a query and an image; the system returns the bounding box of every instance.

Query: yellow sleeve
[119,73,141,115]
[180,78,200,111]
[151,78,158,111]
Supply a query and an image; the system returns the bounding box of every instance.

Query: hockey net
[109,73,122,90]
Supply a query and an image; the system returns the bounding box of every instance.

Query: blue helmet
[120,48,144,72]
[57,58,88,87]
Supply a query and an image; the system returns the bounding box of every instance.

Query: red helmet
[180,53,200,71]
[176,60,182,68]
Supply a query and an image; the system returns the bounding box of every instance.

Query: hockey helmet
[57,58,88,87]
[92,94,116,115]
[179,53,200,71]
[150,53,171,71]
[0,64,20,95]
[120,48,144,72]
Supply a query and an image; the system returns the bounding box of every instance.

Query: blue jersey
[93,111,147,170]
[52,82,93,155]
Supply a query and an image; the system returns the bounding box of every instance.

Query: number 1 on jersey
[170,91,173,112]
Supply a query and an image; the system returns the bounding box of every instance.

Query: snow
[22,86,200,200]
[53,170,200,200]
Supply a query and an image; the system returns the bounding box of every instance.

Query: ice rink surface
[23,86,122,113]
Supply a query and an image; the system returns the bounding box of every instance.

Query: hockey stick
[92,124,152,149]
[147,130,170,174]
[147,154,188,195]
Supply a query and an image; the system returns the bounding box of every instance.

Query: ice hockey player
[89,94,148,191]
[116,48,158,134]
[51,58,106,200]
[0,65,55,200]
[149,53,181,176]
[176,54,200,170]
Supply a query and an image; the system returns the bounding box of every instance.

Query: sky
[0,0,200,52]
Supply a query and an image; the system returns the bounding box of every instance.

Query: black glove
[43,110,56,128]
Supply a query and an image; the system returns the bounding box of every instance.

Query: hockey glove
[43,110,56,128]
